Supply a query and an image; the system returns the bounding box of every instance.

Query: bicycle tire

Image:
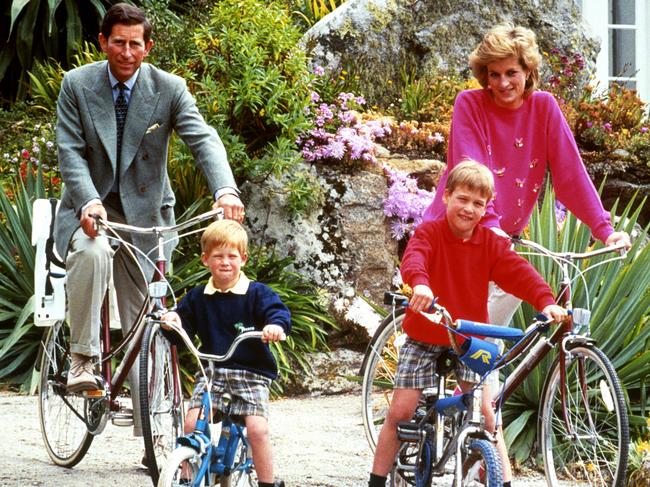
[156,445,215,487]
[539,343,628,487]
[140,321,185,485]
[38,320,94,467]
[460,439,502,487]
[389,438,434,487]
[361,308,407,451]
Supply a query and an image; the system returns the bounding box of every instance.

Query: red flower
[21,149,30,159]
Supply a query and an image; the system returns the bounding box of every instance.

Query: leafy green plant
[0,0,107,105]
[501,186,650,465]
[0,166,54,390]
[288,0,348,28]
[27,41,104,114]
[182,0,318,212]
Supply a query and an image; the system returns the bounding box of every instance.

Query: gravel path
[0,392,550,486]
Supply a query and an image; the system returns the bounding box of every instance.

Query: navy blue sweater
[176,281,291,379]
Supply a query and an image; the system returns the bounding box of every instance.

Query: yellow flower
[637,440,650,454]
[387,80,393,85]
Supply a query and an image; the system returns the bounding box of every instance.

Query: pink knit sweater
[423,89,614,242]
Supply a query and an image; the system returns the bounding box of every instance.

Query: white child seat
[32,198,66,326]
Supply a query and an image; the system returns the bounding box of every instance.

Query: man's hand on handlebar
[542,304,568,323]
[262,324,286,343]
[80,203,107,238]
[409,284,435,313]
[214,193,245,223]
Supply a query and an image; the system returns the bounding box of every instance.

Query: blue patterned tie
[113,83,128,192]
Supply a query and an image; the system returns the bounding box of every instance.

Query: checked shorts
[394,337,479,389]
[189,367,272,418]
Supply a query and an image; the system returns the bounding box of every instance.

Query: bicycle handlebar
[93,208,224,236]
[162,320,265,363]
[513,237,627,260]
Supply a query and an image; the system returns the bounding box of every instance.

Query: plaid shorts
[394,338,479,389]
[189,367,272,419]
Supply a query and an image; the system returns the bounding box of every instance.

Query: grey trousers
[66,208,148,436]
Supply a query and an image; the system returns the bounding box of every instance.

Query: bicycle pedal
[397,421,423,442]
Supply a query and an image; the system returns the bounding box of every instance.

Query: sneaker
[67,353,101,393]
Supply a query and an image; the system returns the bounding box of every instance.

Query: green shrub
[0,166,54,390]
[182,0,319,212]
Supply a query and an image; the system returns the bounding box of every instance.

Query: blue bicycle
[157,328,263,487]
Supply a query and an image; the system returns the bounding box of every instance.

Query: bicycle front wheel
[219,434,256,487]
[539,343,628,487]
[156,445,213,487]
[140,321,185,485]
[38,320,94,467]
[460,439,502,487]
[361,308,407,451]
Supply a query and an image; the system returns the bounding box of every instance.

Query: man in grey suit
[54,3,244,436]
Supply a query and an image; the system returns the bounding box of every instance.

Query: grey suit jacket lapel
[122,65,160,174]
[83,64,117,165]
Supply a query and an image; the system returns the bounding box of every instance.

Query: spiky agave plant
[502,186,650,464]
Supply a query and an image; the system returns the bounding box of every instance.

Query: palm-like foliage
[502,186,650,464]
[0,0,107,104]
[0,167,52,389]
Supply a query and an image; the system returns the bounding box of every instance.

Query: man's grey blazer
[54,60,235,262]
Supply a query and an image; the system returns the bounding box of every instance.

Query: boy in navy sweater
[163,219,290,487]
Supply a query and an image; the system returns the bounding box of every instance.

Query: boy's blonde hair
[469,23,541,96]
[446,160,494,200]
[201,219,248,256]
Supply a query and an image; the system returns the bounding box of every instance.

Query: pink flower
[641,127,648,133]
[603,122,612,132]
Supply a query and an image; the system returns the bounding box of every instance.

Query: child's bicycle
[34,199,222,485]
[361,238,629,487]
[156,323,268,487]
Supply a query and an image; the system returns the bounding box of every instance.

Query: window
[580,0,649,103]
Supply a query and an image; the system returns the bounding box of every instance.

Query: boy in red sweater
[368,160,566,487]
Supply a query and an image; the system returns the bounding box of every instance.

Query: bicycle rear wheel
[140,321,185,485]
[460,439,502,487]
[361,309,407,451]
[539,343,628,487]
[38,320,94,467]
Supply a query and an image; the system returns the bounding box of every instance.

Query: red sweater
[401,219,556,346]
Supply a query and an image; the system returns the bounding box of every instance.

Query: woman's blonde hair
[469,23,541,96]
[446,160,494,200]
[201,219,248,257]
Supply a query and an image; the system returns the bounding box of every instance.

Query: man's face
[99,23,153,82]
[443,185,488,240]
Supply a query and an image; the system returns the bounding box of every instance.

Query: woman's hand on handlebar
[542,304,568,323]
[80,203,107,238]
[262,324,286,343]
[409,284,435,313]
[605,231,631,251]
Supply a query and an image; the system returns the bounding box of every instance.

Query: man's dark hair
[101,3,152,42]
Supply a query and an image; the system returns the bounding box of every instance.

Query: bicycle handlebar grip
[455,320,525,341]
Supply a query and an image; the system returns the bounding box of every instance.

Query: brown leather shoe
[67,353,101,393]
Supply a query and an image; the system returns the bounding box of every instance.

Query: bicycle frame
[93,209,222,413]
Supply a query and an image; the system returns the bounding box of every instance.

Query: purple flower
[603,122,612,132]
[310,91,321,103]
[641,127,648,133]
[585,121,593,128]
[313,66,325,76]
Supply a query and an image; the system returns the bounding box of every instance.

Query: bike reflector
[459,336,500,375]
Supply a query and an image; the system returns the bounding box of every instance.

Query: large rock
[241,163,397,341]
[303,0,598,103]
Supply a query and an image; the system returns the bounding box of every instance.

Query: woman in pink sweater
[423,23,630,326]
